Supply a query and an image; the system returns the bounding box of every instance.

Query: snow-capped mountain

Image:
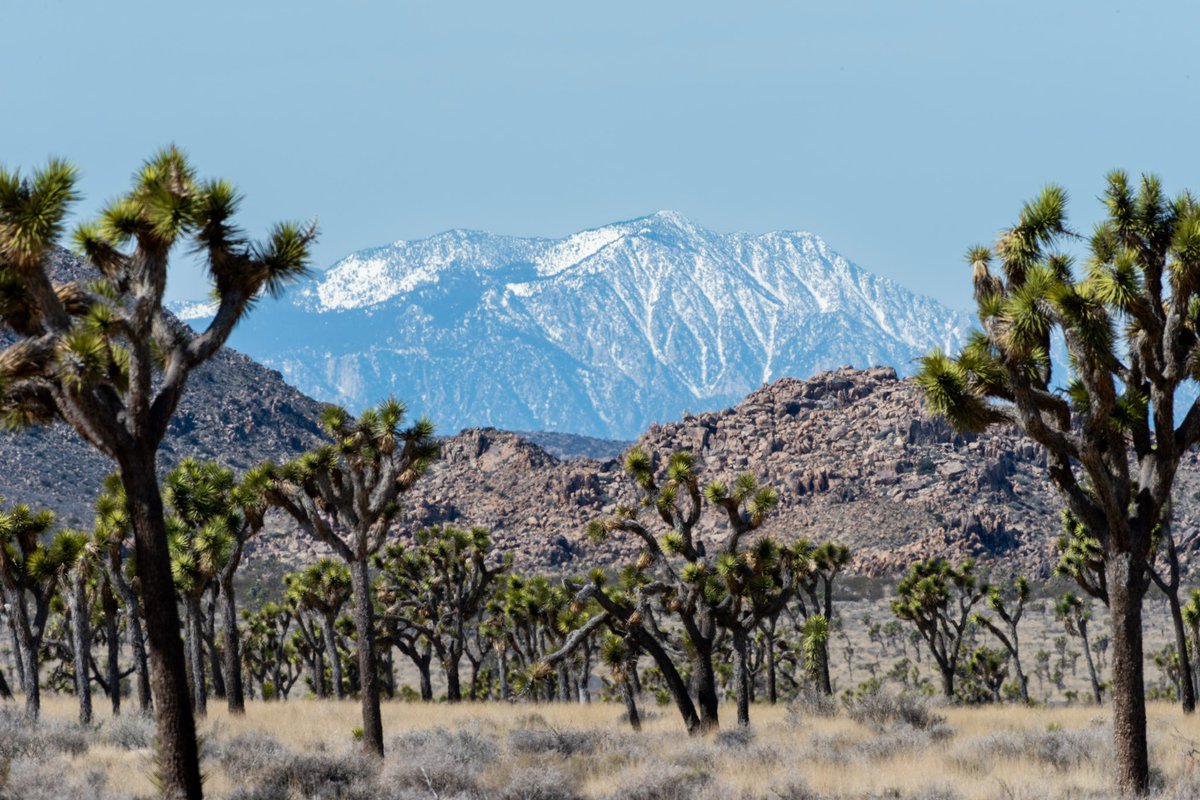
[188,211,973,439]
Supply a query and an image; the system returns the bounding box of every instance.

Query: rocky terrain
[247,365,1200,579]
[5,255,1198,580]
[0,250,328,528]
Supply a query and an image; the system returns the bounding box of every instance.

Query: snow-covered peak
[224,212,973,438]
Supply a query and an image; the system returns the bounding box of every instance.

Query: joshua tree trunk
[1078,617,1103,705]
[577,641,593,703]
[350,556,384,757]
[1149,519,1195,714]
[1166,592,1195,713]
[556,662,570,703]
[637,628,700,735]
[1108,555,1148,795]
[184,594,207,717]
[445,656,462,702]
[497,649,510,701]
[622,673,641,731]
[103,583,121,715]
[764,619,778,705]
[121,460,203,799]
[9,594,40,720]
[692,638,720,732]
[732,627,752,727]
[939,664,955,700]
[320,613,345,700]
[0,667,10,700]
[69,572,92,725]
[313,647,326,698]
[203,592,226,700]
[111,565,152,713]
[7,615,24,693]
[219,574,245,714]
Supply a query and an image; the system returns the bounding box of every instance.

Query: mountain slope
[0,250,328,527]
[189,212,973,439]
[253,366,1192,579]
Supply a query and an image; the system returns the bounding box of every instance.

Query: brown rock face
[365,365,1200,578]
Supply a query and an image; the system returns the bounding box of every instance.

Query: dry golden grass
[14,694,1200,799]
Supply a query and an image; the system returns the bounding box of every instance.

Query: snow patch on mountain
[223,212,974,439]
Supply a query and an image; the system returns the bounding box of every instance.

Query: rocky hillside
[248,366,1200,578]
[181,212,973,439]
[0,250,329,527]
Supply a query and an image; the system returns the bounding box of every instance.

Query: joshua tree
[93,474,152,712]
[1184,590,1200,696]
[796,540,850,695]
[586,448,783,732]
[0,150,314,798]
[967,646,1009,703]
[598,632,643,730]
[165,459,239,717]
[215,466,271,714]
[374,525,505,702]
[240,601,298,700]
[0,500,81,720]
[266,399,437,756]
[1056,592,1103,705]
[973,575,1031,703]
[1144,514,1195,713]
[918,173,1200,794]
[891,557,987,699]
[59,529,101,724]
[285,559,352,699]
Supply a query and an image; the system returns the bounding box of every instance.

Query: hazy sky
[4,1,1197,309]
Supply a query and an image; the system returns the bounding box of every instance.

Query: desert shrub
[210,731,290,777]
[855,728,931,762]
[104,713,156,750]
[847,691,945,731]
[953,728,1107,773]
[230,752,377,800]
[727,776,823,800]
[0,758,132,800]
[601,763,713,800]
[714,726,755,749]
[496,765,583,800]
[785,688,839,722]
[382,727,500,797]
[0,709,89,759]
[391,725,500,766]
[508,725,600,758]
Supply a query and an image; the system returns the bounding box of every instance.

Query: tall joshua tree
[973,575,1031,703]
[891,557,987,699]
[94,474,153,713]
[0,150,314,798]
[266,399,437,757]
[375,525,506,702]
[165,459,236,717]
[0,500,80,720]
[587,448,782,732]
[918,173,1200,794]
[796,541,850,695]
[58,528,101,724]
[285,558,352,699]
[219,466,271,715]
[1056,591,1104,705]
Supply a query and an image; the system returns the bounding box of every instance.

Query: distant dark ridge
[510,430,630,461]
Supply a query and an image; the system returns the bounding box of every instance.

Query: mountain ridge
[179,211,974,439]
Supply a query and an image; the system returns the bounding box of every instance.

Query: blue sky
[3,1,1197,310]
